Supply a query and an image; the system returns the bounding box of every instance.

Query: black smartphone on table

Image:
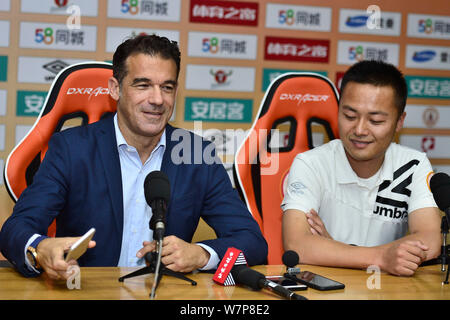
[286,271,345,291]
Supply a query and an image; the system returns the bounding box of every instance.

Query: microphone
[213,247,248,286]
[144,171,170,241]
[213,248,307,300]
[232,267,307,300]
[430,172,450,225]
[282,250,301,275]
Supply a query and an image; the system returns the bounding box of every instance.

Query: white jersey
[281,139,437,247]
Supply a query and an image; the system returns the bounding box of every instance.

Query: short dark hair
[112,34,181,85]
[340,60,408,116]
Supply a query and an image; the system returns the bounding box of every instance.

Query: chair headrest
[255,72,339,132]
[5,62,117,202]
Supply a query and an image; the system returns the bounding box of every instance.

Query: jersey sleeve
[281,154,322,215]
[408,154,437,214]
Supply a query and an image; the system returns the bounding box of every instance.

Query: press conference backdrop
[0,0,449,246]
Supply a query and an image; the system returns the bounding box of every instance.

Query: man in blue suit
[0,35,267,279]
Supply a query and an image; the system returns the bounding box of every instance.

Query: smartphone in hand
[64,228,96,262]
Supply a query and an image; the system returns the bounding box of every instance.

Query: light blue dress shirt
[115,114,166,267]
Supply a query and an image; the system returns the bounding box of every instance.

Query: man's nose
[149,86,164,105]
[354,118,369,136]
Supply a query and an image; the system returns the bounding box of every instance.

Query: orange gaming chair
[4,62,117,237]
[234,73,340,264]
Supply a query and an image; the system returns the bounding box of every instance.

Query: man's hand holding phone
[36,229,96,280]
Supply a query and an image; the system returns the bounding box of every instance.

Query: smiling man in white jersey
[282,60,441,276]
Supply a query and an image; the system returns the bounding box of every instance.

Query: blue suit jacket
[0,116,267,277]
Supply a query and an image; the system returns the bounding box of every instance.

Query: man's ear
[108,76,120,101]
[395,111,406,133]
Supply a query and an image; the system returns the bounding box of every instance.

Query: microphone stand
[119,172,197,298]
[118,250,197,298]
[440,216,450,284]
[150,239,163,299]
[118,226,197,298]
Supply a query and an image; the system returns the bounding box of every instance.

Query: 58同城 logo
[278,9,295,25]
[201,37,247,55]
[417,17,450,35]
[277,8,322,27]
[121,0,139,15]
[34,27,85,46]
[120,0,168,16]
[418,19,433,34]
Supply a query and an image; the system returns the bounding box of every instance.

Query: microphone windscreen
[144,171,171,204]
[430,172,450,211]
[282,250,299,267]
[232,267,265,291]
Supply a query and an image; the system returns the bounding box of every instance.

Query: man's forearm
[286,231,441,276]
[285,234,382,270]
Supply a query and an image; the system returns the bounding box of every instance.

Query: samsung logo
[345,15,369,27]
[412,50,436,62]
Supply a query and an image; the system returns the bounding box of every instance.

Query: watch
[26,235,48,271]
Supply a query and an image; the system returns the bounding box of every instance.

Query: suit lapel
[161,124,182,226]
[95,116,124,235]
[160,124,178,191]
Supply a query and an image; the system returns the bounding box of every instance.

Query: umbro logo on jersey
[373,206,408,219]
[373,159,420,220]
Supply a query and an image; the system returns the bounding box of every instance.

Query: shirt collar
[113,113,166,151]
[379,143,394,182]
[335,140,394,185]
[335,140,358,184]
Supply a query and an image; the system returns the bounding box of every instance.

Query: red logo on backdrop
[422,107,439,128]
[421,136,435,152]
[210,69,232,84]
[335,72,346,93]
[190,0,258,26]
[264,36,330,63]
[54,0,68,7]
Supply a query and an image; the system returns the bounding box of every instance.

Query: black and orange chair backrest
[234,73,340,264]
[4,62,117,237]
